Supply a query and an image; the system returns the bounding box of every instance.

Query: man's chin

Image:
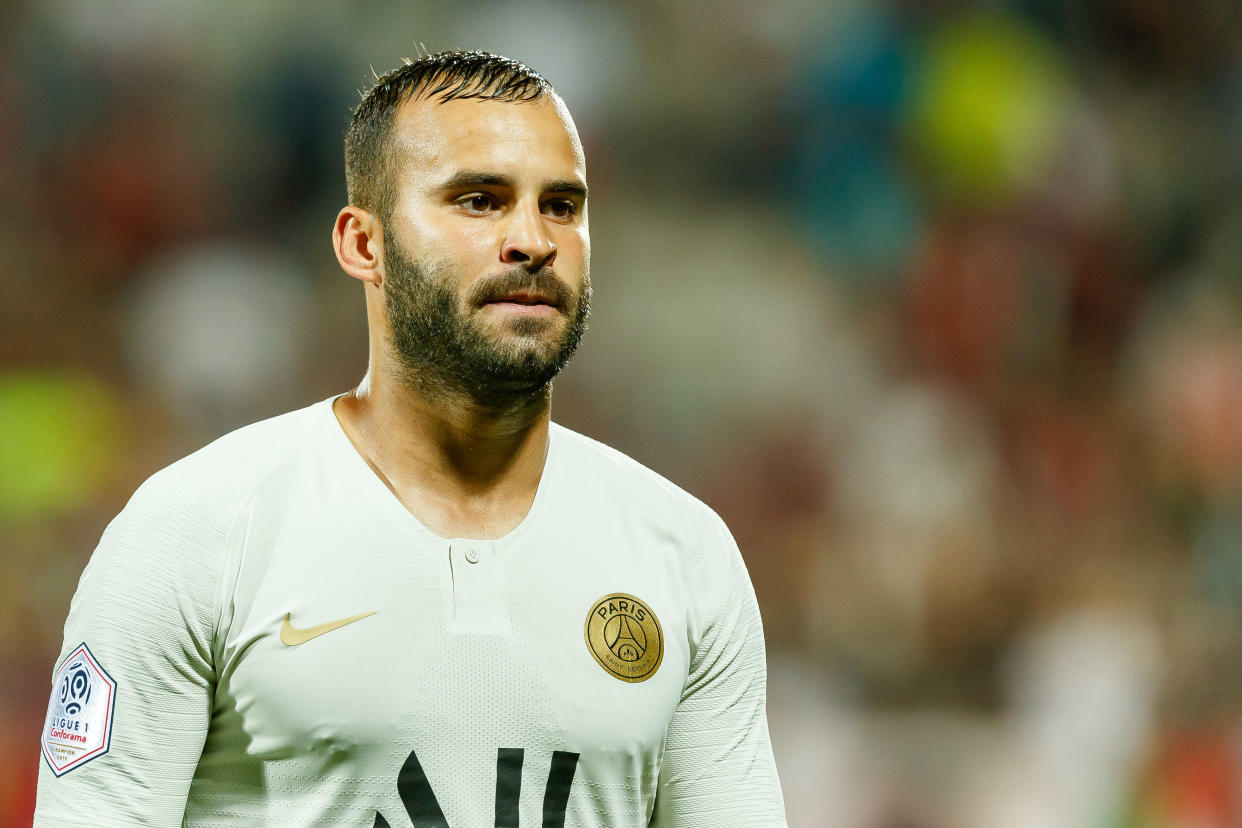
[467,316,569,353]
[476,306,566,337]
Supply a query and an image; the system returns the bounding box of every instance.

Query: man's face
[379,94,591,403]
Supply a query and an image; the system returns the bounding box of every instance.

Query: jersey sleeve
[34,473,225,827]
[651,508,787,827]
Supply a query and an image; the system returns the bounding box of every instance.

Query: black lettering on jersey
[373,748,448,828]
[543,751,580,827]
[495,748,523,827]
[374,748,581,827]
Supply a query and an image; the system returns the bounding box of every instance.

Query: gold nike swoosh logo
[280,610,377,646]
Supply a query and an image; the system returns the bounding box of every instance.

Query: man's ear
[333,206,385,285]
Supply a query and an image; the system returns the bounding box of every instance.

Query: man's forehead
[391,94,585,178]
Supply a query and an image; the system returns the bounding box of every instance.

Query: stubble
[382,232,591,408]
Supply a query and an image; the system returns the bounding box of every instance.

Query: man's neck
[332,370,553,540]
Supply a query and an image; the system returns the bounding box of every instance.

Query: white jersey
[34,398,786,827]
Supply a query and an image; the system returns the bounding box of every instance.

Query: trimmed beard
[382,231,591,407]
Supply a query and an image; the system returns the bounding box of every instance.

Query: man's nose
[500,202,557,270]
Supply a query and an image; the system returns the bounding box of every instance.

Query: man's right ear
[333,206,384,285]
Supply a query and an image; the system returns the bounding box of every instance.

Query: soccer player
[34,51,786,826]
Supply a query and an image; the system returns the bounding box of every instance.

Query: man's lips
[468,268,573,314]
[485,292,554,305]
[469,269,571,314]
[481,292,562,311]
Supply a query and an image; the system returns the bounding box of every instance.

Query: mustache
[465,267,575,310]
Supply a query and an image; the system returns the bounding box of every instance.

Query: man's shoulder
[125,398,332,527]
[550,423,720,528]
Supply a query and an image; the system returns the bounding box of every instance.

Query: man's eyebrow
[543,179,588,200]
[438,171,515,191]
[436,171,587,200]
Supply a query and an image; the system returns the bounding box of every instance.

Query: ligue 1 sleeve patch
[41,643,117,777]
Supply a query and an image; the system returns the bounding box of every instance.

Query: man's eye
[544,200,576,219]
[459,195,496,212]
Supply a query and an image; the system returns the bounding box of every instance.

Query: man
[35,51,786,826]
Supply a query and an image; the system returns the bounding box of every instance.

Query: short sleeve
[651,509,787,827]
[34,475,223,827]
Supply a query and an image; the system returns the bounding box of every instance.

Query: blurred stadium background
[4,1,1242,825]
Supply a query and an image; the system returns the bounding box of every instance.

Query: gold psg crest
[584,593,663,683]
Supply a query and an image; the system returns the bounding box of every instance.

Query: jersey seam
[684,501,713,673]
[209,403,335,674]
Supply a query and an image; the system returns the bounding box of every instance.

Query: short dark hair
[344,50,552,223]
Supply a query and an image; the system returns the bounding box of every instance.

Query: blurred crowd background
[3,0,1242,825]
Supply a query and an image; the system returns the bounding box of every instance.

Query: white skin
[330,92,590,540]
